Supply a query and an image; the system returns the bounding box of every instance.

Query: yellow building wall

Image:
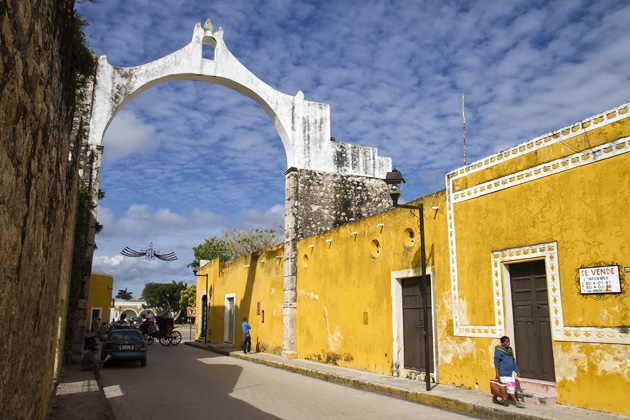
[86,272,113,331]
[196,245,284,354]
[192,102,629,416]
[441,103,630,415]
[296,190,448,375]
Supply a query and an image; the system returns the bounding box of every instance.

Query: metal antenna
[462,94,466,165]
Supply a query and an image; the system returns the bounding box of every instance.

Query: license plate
[120,345,132,350]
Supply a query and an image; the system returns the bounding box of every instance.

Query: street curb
[185,341,545,420]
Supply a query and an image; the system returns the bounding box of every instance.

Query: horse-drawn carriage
[138,315,182,346]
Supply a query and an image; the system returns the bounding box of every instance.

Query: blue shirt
[242,321,251,338]
[494,346,520,377]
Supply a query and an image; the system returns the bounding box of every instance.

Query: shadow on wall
[239,254,259,328]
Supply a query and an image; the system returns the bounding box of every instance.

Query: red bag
[490,380,508,400]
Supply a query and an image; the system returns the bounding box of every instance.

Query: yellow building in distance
[86,272,113,332]
[196,101,629,416]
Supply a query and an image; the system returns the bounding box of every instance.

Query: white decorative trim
[452,136,630,204]
[446,104,630,342]
[493,243,560,340]
[224,293,236,344]
[493,243,630,345]
[446,102,629,180]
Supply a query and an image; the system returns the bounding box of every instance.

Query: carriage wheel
[159,336,171,346]
[143,334,154,345]
[169,331,182,345]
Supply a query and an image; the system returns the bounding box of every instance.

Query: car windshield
[109,331,142,341]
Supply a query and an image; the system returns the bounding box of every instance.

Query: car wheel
[140,358,147,367]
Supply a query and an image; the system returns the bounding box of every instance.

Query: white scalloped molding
[446,102,630,343]
[493,243,629,345]
[446,102,628,180]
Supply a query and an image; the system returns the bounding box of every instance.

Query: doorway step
[517,378,556,405]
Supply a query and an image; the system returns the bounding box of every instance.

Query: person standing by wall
[242,317,252,354]
[494,336,525,408]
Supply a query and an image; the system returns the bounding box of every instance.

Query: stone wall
[293,169,392,239]
[0,1,80,418]
[282,167,392,357]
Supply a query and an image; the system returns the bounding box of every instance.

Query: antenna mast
[462,94,466,165]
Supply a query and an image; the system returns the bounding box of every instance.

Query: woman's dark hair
[500,336,510,344]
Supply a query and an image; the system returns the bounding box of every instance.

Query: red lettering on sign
[589,267,617,276]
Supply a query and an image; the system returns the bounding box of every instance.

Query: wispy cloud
[77,0,630,296]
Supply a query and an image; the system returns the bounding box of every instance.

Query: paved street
[100,340,471,419]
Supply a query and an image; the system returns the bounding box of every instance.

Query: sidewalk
[46,362,115,420]
[186,341,625,420]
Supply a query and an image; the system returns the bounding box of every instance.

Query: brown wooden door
[510,260,555,381]
[402,277,434,371]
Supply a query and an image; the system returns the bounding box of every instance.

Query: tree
[191,226,282,266]
[192,237,234,264]
[115,288,133,300]
[141,281,187,317]
[179,285,197,310]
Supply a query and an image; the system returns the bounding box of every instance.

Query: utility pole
[462,94,466,166]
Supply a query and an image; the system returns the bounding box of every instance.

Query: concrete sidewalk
[186,341,625,420]
[46,362,115,420]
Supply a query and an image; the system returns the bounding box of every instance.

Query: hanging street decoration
[120,242,177,261]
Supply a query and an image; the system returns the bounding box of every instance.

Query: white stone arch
[87,19,394,359]
[88,19,390,177]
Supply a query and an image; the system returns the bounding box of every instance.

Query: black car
[101,329,148,366]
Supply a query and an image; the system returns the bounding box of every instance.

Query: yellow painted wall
[296,191,447,375]
[193,102,630,416]
[196,245,284,354]
[86,272,113,331]
[442,104,630,415]
[554,341,630,415]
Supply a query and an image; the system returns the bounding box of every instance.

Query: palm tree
[115,288,133,300]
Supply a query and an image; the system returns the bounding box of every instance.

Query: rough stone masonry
[0,1,83,418]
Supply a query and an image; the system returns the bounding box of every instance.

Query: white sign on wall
[579,265,621,294]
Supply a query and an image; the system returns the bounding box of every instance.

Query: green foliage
[70,12,96,100]
[224,227,282,256]
[192,237,234,264]
[179,285,197,310]
[68,187,95,309]
[191,226,282,266]
[68,187,106,309]
[142,281,187,316]
[115,288,133,300]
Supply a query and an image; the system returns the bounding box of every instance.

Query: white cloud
[102,111,157,163]
[237,204,285,228]
[76,0,630,294]
[99,204,225,239]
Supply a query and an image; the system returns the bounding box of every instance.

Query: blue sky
[75,0,630,298]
